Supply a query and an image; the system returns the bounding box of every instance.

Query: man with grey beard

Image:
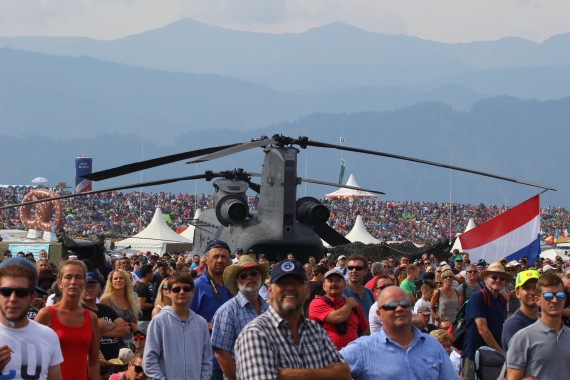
[211,256,270,380]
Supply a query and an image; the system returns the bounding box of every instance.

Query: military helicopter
[1,135,555,262]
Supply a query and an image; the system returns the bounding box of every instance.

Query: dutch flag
[459,195,541,264]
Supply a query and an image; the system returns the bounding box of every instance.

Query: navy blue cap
[205,240,231,253]
[0,257,47,295]
[86,272,99,282]
[258,254,266,258]
[270,260,307,283]
[235,247,244,253]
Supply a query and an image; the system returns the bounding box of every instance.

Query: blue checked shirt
[340,326,459,380]
[211,292,269,358]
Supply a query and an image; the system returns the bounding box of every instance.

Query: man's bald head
[377,285,407,307]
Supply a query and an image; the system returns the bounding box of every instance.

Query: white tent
[540,249,569,262]
[115,208,193,255]
[325,174,377,199]
[179,209,202,242]
[451,218,476,252]
[345,215,380,244]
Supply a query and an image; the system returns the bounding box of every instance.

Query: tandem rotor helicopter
[1,135,555,262]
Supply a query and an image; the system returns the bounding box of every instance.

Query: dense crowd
[1,241,570,379]
[1,187,568,241]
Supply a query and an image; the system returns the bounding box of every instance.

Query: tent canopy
[345,215,380,244]
[179,209,202,242]
[116,208,192,255]
[325,174,377,199]
[451,218,476,252]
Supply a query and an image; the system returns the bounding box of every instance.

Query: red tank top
[49,306,92,380]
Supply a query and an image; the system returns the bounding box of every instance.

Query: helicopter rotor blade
[0,174,210,211]
[306,140,556,191]
[82,144,240,182]
[313,223,351,246]
[186,138,276,164]
[246,173,384,195]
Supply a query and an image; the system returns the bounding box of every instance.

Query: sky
[0,0,569,43]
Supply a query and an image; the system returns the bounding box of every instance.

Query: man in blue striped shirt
[340,286,459,380]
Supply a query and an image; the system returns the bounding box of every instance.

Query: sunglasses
[0,287,33,298]
[477,265,485,268]
[436,282,443,285]
[238,269,260,280]
[385,265,391,269]
[379,299,412,311]
[542,291,565,302]
[133,335,145,341]
[490,275,506,282]
[375,284,392,291]
[347,266,365,271]
[170,286,193,293]
[466,270,477,273]
[131,363,144,374]
[162,285,169,289]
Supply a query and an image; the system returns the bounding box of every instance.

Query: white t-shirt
[0,320,63,380]
[414,298,434,324]
[450,349,461,374]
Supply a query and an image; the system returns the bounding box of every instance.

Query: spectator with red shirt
[309,268,369,350]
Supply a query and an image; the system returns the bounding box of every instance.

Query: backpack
[319,296,359,335]
[475,346,505,380]
[449,288,505,349]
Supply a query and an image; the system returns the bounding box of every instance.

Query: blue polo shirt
[463,286,507,358]
[344,284,375,322]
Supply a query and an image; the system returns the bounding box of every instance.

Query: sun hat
[479,262,513,282]
[223,255,269,295]
[99,351,124,368]
[515,269,540,289]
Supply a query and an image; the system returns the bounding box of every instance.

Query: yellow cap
[515,269,539,288]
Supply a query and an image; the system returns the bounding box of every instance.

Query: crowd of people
[2,241,570,380]
[1,187,569,241]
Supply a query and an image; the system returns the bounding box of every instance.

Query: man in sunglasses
[211,255,270,380]
[340,287,457,379]
[0,257,63,379]
[461,262,510,380]
[344,255,375,321]
[507,273,570,380]
[144,271,212,379]
[111,352,147,380]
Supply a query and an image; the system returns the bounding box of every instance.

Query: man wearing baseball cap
[501,269,539,354]
[235,260,350,380]
[335,255,349,282]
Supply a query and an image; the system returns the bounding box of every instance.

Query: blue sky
[0,0,569,43]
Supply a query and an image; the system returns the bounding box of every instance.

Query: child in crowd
[430,329,461,376]
[414,282,435,323]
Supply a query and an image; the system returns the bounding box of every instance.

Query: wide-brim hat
[479,262,513,282]
[223,255,269,295]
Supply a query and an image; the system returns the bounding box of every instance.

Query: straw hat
[223,255,269,295]
[479,262,513,282]
[98,351,124,368]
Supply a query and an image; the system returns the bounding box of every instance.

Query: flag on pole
[459,195,540,264]
[562,227,570,237]
[339,159,346,184]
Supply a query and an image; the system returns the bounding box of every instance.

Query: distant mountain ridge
[1,19,569,94]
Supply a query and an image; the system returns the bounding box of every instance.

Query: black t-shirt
[152,274,169,300]
[82,303,121,360]
[135,282,154,321]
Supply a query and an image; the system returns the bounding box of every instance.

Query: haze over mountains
[0,19,568,206]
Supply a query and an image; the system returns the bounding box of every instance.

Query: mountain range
[1,19,569,95]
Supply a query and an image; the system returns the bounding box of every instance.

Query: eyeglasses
[375,284,392,291]
[0,287,33,298]
[347,266,364,271]
[170,285,193,293]
[131,363,144,374]
[238,269,260,280]
[436,282,443,285]
[379,299,412,311]
[442,276,453,280]
[490,275,506,282]
[466,270,477,274]
[542,292,565,302]
[133,335,145,341]
[384,265,391,269]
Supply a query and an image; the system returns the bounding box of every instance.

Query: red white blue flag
[459,195,540,263]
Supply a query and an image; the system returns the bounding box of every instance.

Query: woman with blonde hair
[36,260,100,380]
[430,269,463,326]
[100,269,140,349]
[152,277,172,318]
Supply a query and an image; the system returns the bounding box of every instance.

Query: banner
[339,159,346,184]
[8,244,50,260]
[75,156,93,193]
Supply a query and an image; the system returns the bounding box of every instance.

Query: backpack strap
[320,296,335,309]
